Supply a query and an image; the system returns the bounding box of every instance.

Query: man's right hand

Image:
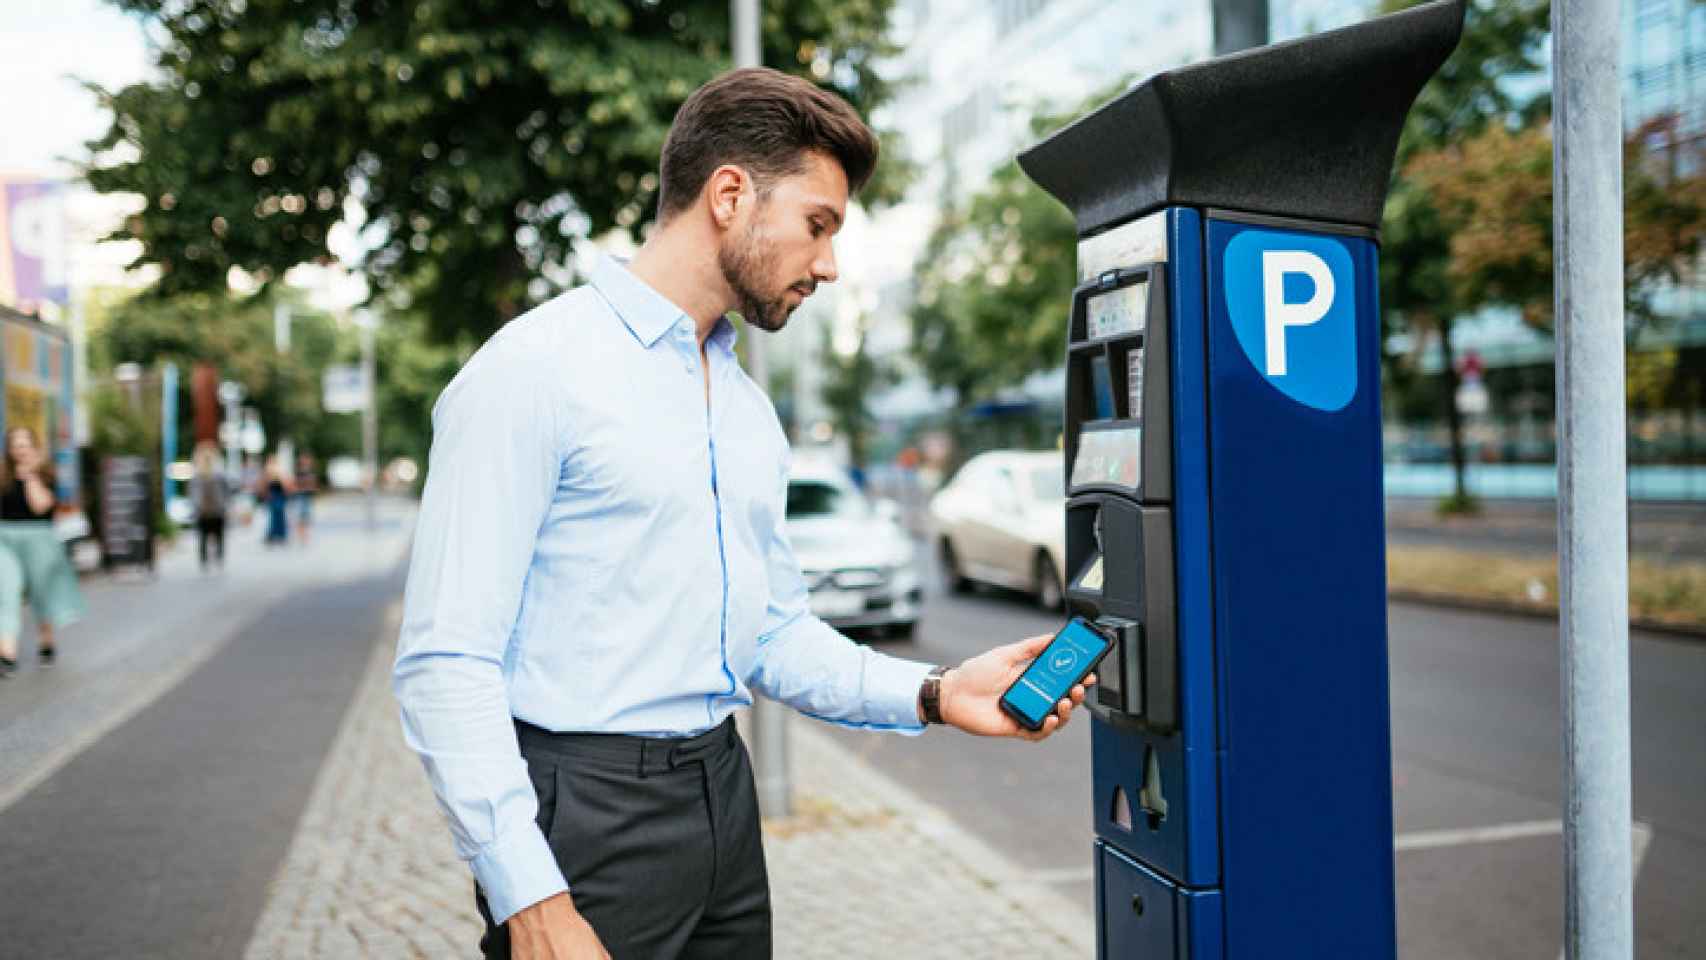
[508,892,610,959]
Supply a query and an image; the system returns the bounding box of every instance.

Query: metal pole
[732,0,759,71]
[1212,0,1269,55]
[731,0,790,819]
[361,317,378,533]
[1553,0,1633,957]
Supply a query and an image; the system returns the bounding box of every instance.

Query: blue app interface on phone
[1004,619,1109,726]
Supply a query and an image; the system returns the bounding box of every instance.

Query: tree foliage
[908,113,1082,414]
[1378,0,1551,508]
[818,318,897,472]
[86,0,906,343]
[87,286,356,461]
[1405,114,1706,334]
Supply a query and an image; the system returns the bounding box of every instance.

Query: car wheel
[939,538,970,594]
[1035,552,1064,612]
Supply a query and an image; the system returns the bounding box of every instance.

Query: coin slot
[1139,745,1168,831]
[1111,785,1133,831]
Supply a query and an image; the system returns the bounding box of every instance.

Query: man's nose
[813,243,839,285]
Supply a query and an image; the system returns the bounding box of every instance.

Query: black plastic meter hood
[1018,0,1466,234]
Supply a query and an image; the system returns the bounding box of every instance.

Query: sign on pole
[322,364,369,414]
[0,179,69,312]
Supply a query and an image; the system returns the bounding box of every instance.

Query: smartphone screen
[1001,618,1112,730]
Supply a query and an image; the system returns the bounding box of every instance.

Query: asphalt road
[824,547,1706,959]
[1384,496,1706,563]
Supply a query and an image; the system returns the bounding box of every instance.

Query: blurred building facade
[1386,0,1706,499]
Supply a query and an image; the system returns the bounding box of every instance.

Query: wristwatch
[919,665,949,725]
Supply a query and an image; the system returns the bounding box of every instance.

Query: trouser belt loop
[637,739,651,780]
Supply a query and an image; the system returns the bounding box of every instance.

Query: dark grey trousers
[477,716,772,959]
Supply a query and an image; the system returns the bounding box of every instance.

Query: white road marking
[1395,817,1656,960]
[1395,819,1566,851]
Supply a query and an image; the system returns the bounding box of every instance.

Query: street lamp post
[356,310,379,533]
[1553,0,1633,955]
[731,0,791,820]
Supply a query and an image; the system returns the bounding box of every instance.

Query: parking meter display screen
[1086,281,1148,339]
[1072,426,1142,490]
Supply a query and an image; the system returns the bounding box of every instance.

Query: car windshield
[1029,464,1064,501]
[787,480,864,519]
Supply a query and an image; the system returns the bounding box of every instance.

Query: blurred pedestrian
[292,452,318,545]
[394,68,1093,960]
[189,441,228,571]
[261,457,291,546]
[0,427,85,676]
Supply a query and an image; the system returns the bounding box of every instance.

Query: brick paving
[244,607,1094,959]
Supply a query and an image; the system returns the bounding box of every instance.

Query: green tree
[1379,0,1552,512]
[372,311,467,476]
[84,0,908,344]
[1404,113,1706,337]
[908,146,1078,438]
[86,286,357,464]
[818,316,897,473]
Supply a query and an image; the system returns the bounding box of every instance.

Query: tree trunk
[1437,317,1470,504]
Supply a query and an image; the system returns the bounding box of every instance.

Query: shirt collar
[588,251,738,356]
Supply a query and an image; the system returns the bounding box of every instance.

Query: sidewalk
[0,493,417,814]
[243,603,1095,959]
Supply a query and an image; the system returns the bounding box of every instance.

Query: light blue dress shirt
[393,253,932,925]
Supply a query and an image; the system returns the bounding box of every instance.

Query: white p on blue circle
[1223,229,1357,411]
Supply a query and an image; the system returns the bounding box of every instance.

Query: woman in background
[0,427,85,677]
[292,452,318,546]
[261,456,291,547]
[188,441,228,571]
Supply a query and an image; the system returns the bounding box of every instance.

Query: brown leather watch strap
[920,665,949,725]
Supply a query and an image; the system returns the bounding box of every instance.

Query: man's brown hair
[656,67,879,221]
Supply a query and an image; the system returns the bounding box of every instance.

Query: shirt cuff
[862,655,936,734]
[471,822,569,925]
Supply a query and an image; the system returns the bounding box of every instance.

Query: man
[394,67,1092,960]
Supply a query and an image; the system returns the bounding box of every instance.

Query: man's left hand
[938,634,1094,742]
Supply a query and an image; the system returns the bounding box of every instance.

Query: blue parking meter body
[1017,3,1464,957]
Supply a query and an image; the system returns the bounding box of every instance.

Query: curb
[1386,588,1706,640]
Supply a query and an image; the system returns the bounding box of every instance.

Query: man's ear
[706,164,748,230]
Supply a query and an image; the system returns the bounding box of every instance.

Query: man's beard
[718,221,800,333]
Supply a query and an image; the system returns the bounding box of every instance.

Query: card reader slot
[1068,494,1178,733]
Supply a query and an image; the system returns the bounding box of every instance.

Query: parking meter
[1018,3,1463,957]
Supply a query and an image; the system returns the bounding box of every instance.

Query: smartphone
[1000,617,1114,732]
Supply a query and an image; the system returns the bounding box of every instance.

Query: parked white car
[786,459,922,639]
[929,450,1067,610]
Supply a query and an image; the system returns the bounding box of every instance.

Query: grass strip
[1386,545,1706,632]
